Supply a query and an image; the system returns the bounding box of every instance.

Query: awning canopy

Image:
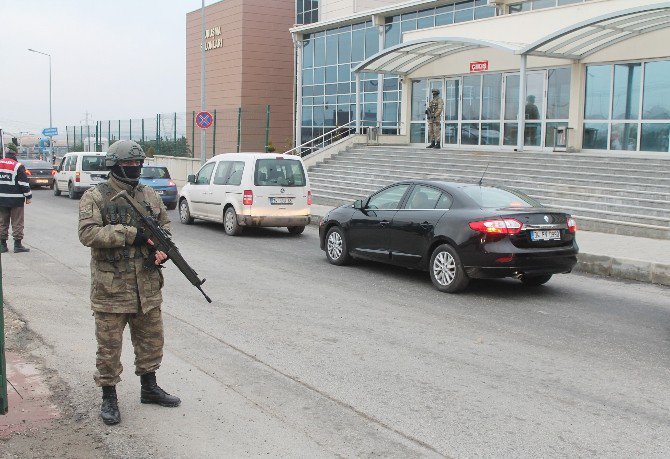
[521,2,670,59]
[354,3,670,75]
[352,38,524,76]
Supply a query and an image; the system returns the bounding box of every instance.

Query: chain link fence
[64,105,275,159]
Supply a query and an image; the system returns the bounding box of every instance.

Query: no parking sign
[196,111,213,129]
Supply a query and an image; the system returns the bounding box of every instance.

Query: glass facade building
[294,0,670,153]
[298,0,496,145]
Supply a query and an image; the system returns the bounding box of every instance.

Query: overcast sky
[0,0,210,135]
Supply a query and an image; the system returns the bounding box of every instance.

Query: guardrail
[285,121,363,157]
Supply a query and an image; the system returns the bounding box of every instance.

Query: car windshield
[141,167,171,179]
[462,186,540,208]
[22,160,52,169]
[82,155,107,171]
[254,159,306,187]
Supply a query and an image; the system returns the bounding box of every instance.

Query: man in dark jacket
[0,149,32,253]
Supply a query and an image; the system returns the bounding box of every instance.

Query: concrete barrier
[145,155,201,187]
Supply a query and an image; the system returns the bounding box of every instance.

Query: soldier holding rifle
[78,140,180,425]
[425,88,444,149]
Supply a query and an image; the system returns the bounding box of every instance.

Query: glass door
[410,79,428,143]
[444,78,460,145]
[503,71,545,147]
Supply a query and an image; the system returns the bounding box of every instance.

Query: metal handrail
[285,120,361,157]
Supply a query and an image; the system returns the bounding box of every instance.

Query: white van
[179,153,311,235]
[53,152,108,199]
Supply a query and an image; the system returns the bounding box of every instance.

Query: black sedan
[22,159,56,188]
[319,181,578,293]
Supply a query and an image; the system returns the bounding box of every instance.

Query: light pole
[28,48,53,161]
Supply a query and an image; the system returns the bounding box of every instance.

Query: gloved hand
[132,228,149,246]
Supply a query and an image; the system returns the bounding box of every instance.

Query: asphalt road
[3,189,670,457]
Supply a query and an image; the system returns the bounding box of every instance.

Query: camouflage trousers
[428,120,441,143]
[94,308,164,387]
[0,206,25,240]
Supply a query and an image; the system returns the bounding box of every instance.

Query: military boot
[13,240,30,253]
[434,141,441,149]
[0,240,7,254]
[101,386,121,425]
[426,140,435,149]
[140,372,181,407]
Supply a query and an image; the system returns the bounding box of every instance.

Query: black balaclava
[110,162,143,187]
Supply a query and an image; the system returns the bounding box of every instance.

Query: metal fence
[64,105,275,158]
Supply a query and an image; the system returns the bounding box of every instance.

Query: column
[567,61,585,152]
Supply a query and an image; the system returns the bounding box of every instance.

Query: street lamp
[28,48,53,162]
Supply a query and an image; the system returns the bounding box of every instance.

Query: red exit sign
[470,60,489,72]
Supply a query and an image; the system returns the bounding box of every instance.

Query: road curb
[310,209,669,288]
[575,253,670,287]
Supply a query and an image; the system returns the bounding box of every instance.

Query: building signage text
[204,26,222,51]
[470,60,489,73]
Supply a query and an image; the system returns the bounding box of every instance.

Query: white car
[179,153,312,235]
[54,152,108,199]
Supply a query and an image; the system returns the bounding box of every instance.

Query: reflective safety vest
[0,157,32,207]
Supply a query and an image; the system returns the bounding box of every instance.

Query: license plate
[157,190,165,195]
[531,230,561,241]
[269,197,293,205]
[35,179,48,184]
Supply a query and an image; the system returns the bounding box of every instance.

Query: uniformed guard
[425,89,444,149]
[78,140,180,426]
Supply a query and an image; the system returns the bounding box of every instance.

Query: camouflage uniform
[427,93,444,145]
[79,175,170,387]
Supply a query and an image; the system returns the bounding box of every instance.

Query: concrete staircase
[308,145,670,239]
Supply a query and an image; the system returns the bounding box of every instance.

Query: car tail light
[496,256,514,263]
[75,171,81,183]
[51,169,57,176]
[25,169,32,175]
[469,218,522,235]
[243,190,253,205]
[567,217,577,233]
[168,180,176,187]
[307,190,312,206]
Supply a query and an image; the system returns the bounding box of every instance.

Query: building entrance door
[503,71,546,147]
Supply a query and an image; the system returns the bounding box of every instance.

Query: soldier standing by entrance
[426,89,444,149]
[78,140,180,425]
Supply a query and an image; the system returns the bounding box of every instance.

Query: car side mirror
[187,174,196,184]
[353,199,364,210]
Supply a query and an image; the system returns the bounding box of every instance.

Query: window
[405,186,442,209]
[212,161,231,185]
[297,0,318,25]
[226,161,245,186]
[196,162,215,185]
[584,65,611,120]
[367,184,410,210]
[141,167,170,179]
[82,156,106,171]
[254,159,306,187]
[462,186,540,208]
[435,193,453,209]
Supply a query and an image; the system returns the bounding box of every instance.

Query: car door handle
[379,220,390,227]
[420,222,432,228]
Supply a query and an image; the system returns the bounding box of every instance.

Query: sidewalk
[310,204,670,288]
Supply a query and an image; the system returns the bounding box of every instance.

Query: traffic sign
[42,127,58,137]
[196,111,214,129]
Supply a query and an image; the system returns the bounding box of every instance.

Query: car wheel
[325,226,350,266]
[179,199,194,225]
[520,274,552,286]
[429,244,469,293]
[67,182,77,199]
[287,226,305,235]
[53,182,61,196]
[166,202,177,211]
[223,207,243,236]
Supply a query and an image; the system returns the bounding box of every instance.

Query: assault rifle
[111,190,212,303]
